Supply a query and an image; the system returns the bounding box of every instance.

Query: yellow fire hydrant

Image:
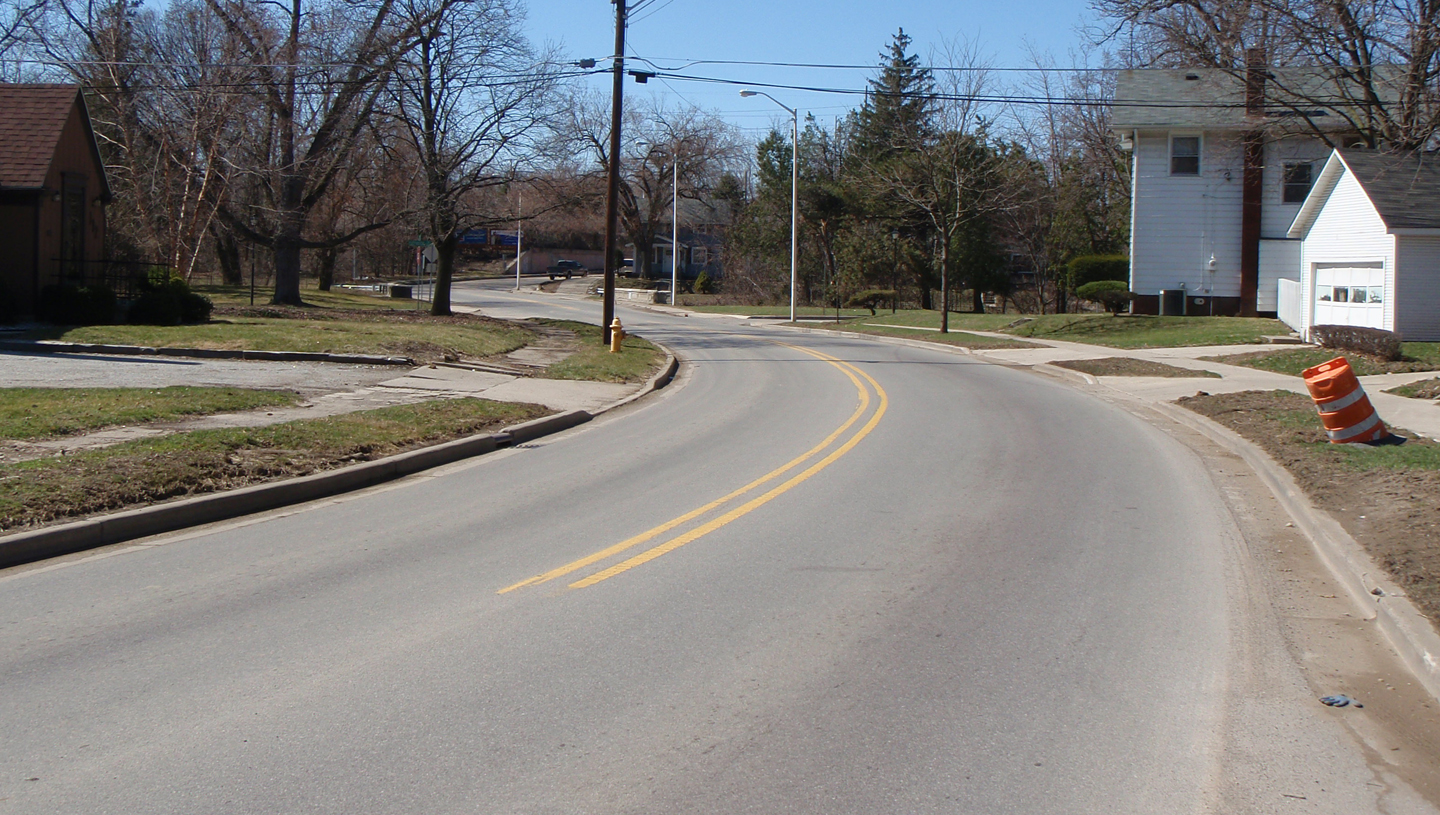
[609,318,625,353]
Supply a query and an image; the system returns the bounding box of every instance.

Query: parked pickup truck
[546,260,589,280]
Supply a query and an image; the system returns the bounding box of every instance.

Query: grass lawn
[1387,378,1440,399]
[1051,358,1221,378]
[1003,314,1289,348]
[1204,343,1440,377]
[194,282,409,311]
[684,304,881,319]
[26,310,534,364]
[540,320,666,383]
[855,310,1026,332]
[0,387,299,440]
[0,397,548,530]
[682,305,1288,348]
[801,321,1040,349]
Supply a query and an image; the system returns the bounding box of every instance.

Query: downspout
[1127,129,1138,313]
[1240,47,1267,317]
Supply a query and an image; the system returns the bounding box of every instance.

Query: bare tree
[203,0,449,304]
[1091,0,1440,149]
[0,0,45,79]
[559,92,744,280]
[390,0,559,315]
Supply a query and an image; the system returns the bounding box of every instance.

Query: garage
[1313,264,1385,330]
[1288,148,1440,341]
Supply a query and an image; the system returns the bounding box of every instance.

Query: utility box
[388,283,413,299]
[1159,289,1187,316]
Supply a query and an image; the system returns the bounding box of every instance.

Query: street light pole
[671,151,678,306]
[514,190,522,292]
[740,90,798,323]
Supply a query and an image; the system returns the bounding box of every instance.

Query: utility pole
[601,0,626,345]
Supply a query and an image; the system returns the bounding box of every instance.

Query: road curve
[0,279,1432,814]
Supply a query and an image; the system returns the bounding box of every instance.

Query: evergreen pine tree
[852,29,936,158]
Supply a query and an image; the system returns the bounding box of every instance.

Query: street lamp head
[739,90,757,97]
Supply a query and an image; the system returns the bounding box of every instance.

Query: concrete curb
[0,338,684,570]
[1152,401,1440,703]
[0,410,592,570]
[0,339,414,366]
[594,349,680,413]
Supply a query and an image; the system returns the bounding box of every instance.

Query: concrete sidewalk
[952,331,1440,442]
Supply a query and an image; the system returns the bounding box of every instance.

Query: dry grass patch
[0,397,548,531]
[25,307,535,364]
[1387,378,1440,400]
[1178,389,1440,625]
[0,387,299,440]
[1051,358,1220,378]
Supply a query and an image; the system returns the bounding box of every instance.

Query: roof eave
[1287,150,1347,238]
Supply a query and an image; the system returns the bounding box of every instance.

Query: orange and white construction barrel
[1301,357,1388,444]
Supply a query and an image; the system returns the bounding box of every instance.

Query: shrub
[1067,255,1130,291]
[693,270,716,295]
[1076,280,1134,314]
[843,289,897,316]
[1310,324,1403,361]
[38,283,116,325]
[127,275,212,325]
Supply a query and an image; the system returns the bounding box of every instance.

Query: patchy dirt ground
[1052,357,1221,378]
[1388,378,1440,400]
[1178,389,1440,625]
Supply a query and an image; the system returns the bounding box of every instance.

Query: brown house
[0,83,112,318]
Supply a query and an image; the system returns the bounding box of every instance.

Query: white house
[1112,59,1354,316]
[1286,149,1440,341]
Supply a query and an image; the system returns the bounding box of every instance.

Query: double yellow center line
[498,342,888,593]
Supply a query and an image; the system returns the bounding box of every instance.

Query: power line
[643,69,1253,109]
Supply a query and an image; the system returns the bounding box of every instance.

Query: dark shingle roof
[1112,67,1384,133]
[0,84,82,190]
[1339,150,1440,230]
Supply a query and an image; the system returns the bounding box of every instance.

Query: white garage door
[1314,266,1385,329]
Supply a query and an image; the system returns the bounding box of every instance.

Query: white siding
[1130,131,1244,297]
[1261,137,1333,238]
[1394,236,1440,341]
[1277,278,1302,330]
[1257,238,1300,311]
[1298,170,1395,336]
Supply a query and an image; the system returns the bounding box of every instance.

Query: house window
[692,246,707,265]
[1283,162,1313,203]
[1170,136,1200,175]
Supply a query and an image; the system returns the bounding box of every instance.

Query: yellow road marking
[568,351,887,588]
[497,351,870,594]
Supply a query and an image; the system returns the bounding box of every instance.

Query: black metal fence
[53,259,175,300]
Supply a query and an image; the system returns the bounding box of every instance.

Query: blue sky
[524,0,1105,135]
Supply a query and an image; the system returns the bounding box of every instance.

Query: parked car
[546,260,588,280]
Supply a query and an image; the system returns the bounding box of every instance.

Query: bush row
[38,275,212,326]
[1075,280,1133,314]
[1310,324,1403,361]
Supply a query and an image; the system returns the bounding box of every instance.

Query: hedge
[1310,324,1403,361]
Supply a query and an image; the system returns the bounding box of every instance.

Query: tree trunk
[214,227,243,286]
[939,239,949,333]
[272,230,304,306]
[317,246,337,292]
[972,284,985,314]
[430,232,458,316]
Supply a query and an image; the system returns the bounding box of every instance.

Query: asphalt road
[1,278,1433,813]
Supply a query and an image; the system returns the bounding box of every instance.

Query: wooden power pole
[601,0,626,344]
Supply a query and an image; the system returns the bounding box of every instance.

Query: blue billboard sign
[458,229,489,245]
